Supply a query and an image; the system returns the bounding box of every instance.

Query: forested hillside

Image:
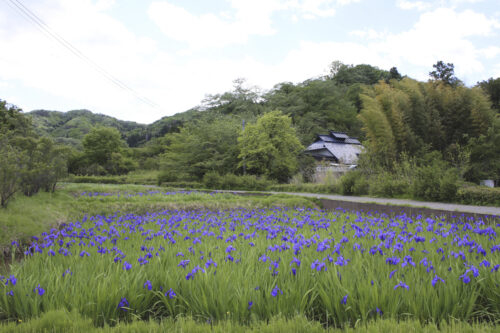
[2,61,499,205]
[28,109,147,148]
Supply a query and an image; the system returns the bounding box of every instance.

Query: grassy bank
[1,311,498,332]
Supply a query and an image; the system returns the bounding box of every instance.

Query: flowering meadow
[1,191,500,328]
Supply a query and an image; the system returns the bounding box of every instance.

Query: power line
[3,0,160,109]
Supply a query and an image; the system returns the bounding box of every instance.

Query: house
[304,130,363,180]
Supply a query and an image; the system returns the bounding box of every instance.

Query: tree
[388,67,402,81]
[429,61,461,86]
[331,62,390,85]
[0,135,25,207]
[238,111,303,182]
[159,116,242,181]
[82,127,124,165]
[465,118,500,184]
[477,77,500,114]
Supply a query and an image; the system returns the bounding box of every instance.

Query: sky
[1,0,499,124]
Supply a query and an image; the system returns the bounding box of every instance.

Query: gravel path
[267,191,500,216]
[218,190,499,216]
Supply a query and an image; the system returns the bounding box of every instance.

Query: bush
[202,172,273,191]
[157,170,182,184]
[412,164,459,202]
[268,183,340,194]
[412,165,442,201]
[352,175,369,196]
[369,173,409,198]
[69,175,127,184]
[339,171,364,195]
[439,169,459,202]
[456,186,500,206]
[158,181,204,189]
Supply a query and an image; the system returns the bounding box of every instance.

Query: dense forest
[1,60,499,206]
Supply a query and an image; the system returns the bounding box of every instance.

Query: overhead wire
[3,0,160,109]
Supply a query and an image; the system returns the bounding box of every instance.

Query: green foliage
[202,172,273,191]
[160,116,241,181]
[429,61,461,86]
[265,79,363,145]
[358,77,494,170]
[28,109,147,148]
[0,101,69,205]
[477,77,500,113]
[2,314,500,332]
[465,118,500,184]
[456,186,500,206]
[269,183,339,194]
[0,137,24,207]
[70,171,159,186]
[330,61,391,85]
[70,127,134,176]
[82,127,124,165]
[339,170,368,195]
[368,173,409,198]
[238,111,303,182]
[411,155,459,202]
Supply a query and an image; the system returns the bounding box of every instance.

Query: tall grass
[1,207,499,328]
[1,311,499,332]
[0,184,317,255]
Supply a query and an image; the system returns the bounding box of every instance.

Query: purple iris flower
[34,284,45,296]
[165,288,176,299]
[178,259,190,268]
[290,257,301,267]
[271,285,282,297]
[117,297,129,311]
[394,281,409,290]
[143,280,152,290]
[432,275,445,287]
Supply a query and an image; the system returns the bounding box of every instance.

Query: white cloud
[396,0,432,11]
[350,28,388,39]
[315,7,500,82]
[148,0,285,49]
[148,0,362,49]
[1,0,498,125]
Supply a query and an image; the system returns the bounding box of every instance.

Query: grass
[1,310,499,332]
[1,183,499,331]
[0,183,318,256]
[1,205,499,328]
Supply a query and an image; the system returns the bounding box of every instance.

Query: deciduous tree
[238,111,303,182]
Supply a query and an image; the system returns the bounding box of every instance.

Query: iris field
[1,190,500,330]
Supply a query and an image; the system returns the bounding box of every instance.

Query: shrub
[411,165,442,201]
[70,175,126,184]
[202,172,273,191]
[339,171,363,195]
[369,173,410,198]
[157,170,181,184]
[456,186,500,206]
[352,175,369,196]
[268,183,340,194]
[412,164,459,202]
[439,169,459,202]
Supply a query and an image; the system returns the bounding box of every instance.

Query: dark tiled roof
[305,130,363,164]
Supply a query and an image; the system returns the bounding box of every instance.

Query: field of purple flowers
[1,192,499,328]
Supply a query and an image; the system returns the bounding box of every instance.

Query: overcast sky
[1,0,499,124]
